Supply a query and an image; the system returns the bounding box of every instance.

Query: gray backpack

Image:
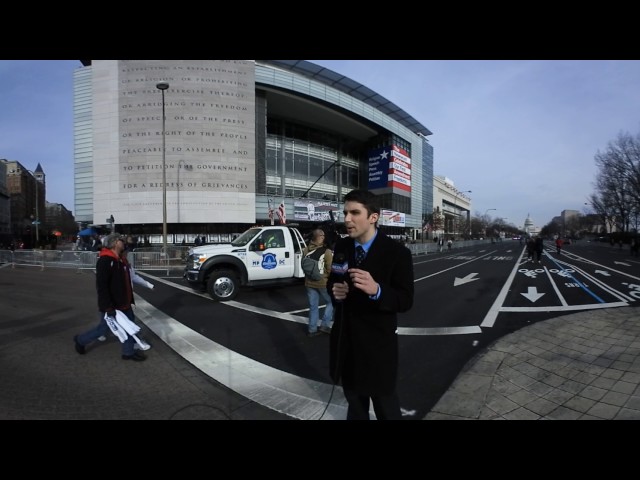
[301,247,327,281]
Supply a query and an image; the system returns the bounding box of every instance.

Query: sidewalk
[425,306,640,420]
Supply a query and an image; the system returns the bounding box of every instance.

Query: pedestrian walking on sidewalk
[73,233,147,361]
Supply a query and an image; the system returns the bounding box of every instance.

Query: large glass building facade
[73,60,434,243]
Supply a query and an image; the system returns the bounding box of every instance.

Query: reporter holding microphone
[328,189,414,420]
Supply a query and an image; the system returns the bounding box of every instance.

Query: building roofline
[258,60,432,137]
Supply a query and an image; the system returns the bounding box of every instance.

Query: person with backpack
[302,229,334,337]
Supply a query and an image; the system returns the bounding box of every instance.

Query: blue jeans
[77,308,137,356]
[306,286,334,333]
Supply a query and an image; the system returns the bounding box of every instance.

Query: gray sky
[2,60,640,229]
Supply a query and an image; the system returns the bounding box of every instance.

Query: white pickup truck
[184,225,308,301]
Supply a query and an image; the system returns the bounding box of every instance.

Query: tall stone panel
[92,60,256,225]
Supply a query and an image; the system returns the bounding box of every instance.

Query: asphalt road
[130,238,640,419]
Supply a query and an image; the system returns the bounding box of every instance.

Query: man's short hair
[103,233,124,249]
[343,189,381,216]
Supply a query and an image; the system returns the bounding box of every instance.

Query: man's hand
[348,268,379,296]
[332,281,349,300]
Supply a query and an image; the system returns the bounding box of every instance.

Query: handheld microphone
[331,252,349,279]
[331,252,349,282]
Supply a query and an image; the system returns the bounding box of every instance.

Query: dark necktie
[355,245,366,267]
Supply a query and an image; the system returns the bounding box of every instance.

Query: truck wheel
[206,270,239,301]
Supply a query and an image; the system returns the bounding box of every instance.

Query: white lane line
[554,260,636,303]
[398,325,482,335]
[226,300,308,325]
[414,251,497,282]
[543,266,569,306]
[480,253,526,328]
[499,302,629,312]
[139,272,479,336]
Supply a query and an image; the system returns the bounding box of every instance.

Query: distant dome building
[523,213,539,236]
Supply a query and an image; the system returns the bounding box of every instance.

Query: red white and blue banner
[367,145,411,193]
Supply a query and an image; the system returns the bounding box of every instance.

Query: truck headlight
[188,253,207,270]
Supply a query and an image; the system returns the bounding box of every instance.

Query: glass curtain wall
[266,119,361,201]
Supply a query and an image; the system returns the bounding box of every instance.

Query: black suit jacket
[328,230,414,395]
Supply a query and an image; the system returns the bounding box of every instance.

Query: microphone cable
[317,252,348,420]
[316,301,342,420]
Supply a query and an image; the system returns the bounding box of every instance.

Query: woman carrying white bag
[73,233,149,362]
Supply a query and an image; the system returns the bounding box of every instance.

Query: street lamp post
[484,208,496,239]
[34,175,39,245]
[156,81,169,253]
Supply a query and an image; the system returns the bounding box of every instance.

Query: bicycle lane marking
[480,250,630,328]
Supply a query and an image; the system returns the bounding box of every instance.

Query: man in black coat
[328,189,414,420]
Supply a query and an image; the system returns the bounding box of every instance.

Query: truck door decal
[262,253,278,270]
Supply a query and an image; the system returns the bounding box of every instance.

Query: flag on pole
[268,198,274,225]
[277,200,286,225]
[423,222,431,233]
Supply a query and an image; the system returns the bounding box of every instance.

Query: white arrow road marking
[521,286,545,302]
[615,261,631,266]
[454,272,479,286]
[594,270,611,276]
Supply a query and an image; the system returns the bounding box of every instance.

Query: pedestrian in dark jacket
[328,189,414,420]
[534,236,544,263]
[526,237,535,261]
[73,233,147,361]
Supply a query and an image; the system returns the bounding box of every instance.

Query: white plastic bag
[113,310,140,336]
[114,310,150,350]
[103,310,151,350]
[104,313,128,343]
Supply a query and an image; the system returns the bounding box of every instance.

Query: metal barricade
[6,248,184,273]
[11,250,45,270]
[8,249,98,271]
[0,250,14,266]
[127,251,185,275]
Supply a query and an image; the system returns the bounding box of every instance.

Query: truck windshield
[231,228,260,247]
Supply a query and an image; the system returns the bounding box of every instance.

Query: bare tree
[592,131,640,233]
